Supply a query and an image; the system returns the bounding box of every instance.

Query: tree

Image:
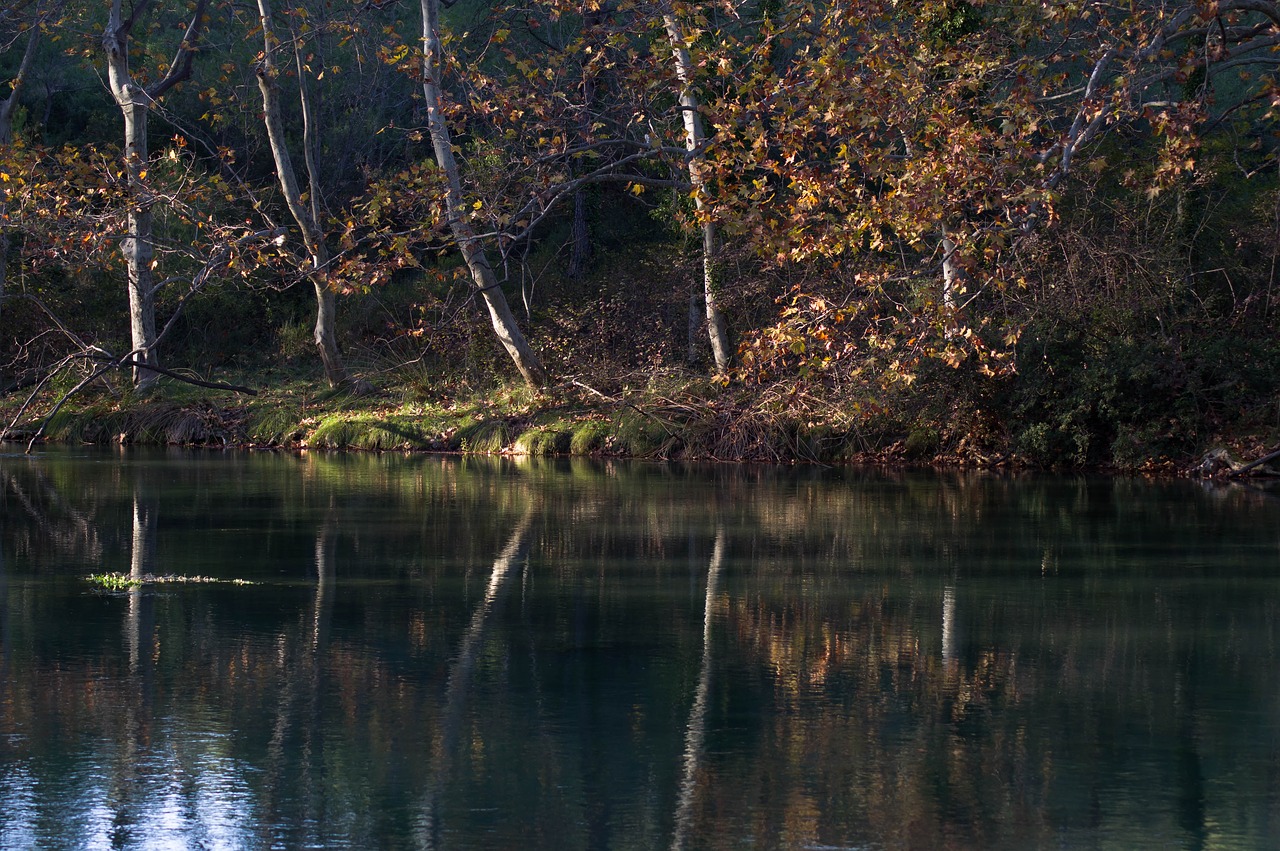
[254,0,361,390]
[660,0,732,369]
[419,0,550,388]
[102,0,209,389]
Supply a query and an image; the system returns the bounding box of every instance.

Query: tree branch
[145,0,210,101]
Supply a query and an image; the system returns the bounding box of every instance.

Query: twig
[570,378,614,400]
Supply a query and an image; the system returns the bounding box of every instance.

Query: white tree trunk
[420,0,549,388]
[102,0,206,390]
[941,233,963,311]
[255,0,353,390]
[114,79,161,389]
[663,9,732,369]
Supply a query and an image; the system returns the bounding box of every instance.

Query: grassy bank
[3,360,1276,476]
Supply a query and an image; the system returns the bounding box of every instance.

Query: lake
[1,448,1278,849]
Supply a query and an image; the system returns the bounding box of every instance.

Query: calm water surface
[1,448,1278,850]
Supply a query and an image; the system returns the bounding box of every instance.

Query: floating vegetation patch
[87,572,259,591]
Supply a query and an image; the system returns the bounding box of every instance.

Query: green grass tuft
[568,420,611,455]
[613,410,675,457]
[514,426,571,455]
[456,418,510,454]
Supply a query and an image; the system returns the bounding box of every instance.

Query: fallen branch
[1229,445,1280,478]
[94,355,257,395]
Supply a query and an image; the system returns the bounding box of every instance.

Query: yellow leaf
[630,183,645,195]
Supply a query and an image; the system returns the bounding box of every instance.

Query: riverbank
[3,366,1276,477]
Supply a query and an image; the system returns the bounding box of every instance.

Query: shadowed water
[1,448,1278,849]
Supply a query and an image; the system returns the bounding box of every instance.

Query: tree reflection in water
[417,506,534,848]
[671,525,723,851]
[0,450,1277,849]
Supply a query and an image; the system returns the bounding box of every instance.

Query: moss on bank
[0,374,874,463]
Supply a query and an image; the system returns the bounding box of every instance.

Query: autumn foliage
[2,0,1279,462]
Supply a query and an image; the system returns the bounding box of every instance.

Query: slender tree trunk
[420,0,549,388]
[310,283,347,386]
[0,60,10,371]
[115,83,161,389]
[102,0,207,390]
[941,233,962,311]
[255,0,353,389]
[663,9,731,370]
[567,62,596,280]
[104,10,159,390]
[0,25,37,149]
[0,231,8,343]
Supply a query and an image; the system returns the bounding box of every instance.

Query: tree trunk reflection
[671,525,724,851]
[417,506,536,848]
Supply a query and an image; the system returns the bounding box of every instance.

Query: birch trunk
[420,0,549,388]
[110,68,160,390]
[102,0,207,390]
[941,233,962,311]
[255,0,352,389]
[663,9,732,369]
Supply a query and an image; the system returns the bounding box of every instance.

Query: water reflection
[0,449,1277,849]
[418,506,535,848]
[671,526,723,851]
